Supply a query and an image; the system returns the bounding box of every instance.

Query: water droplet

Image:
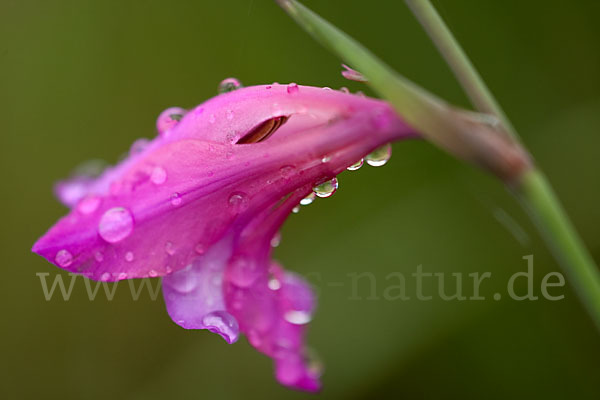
[118,272,128,280]
[300,192,316,206]
[226,109,234,120]
[164,265,196,293]
[347,158,364,171]
[292,205,300,214]
[321,155,331,163]
[202,311,240,343]
[270,232,282,247]
[287,82,299,94]
[150,166,167,185]
[322,87,332,91]
[284,310,312,325]
[125,251,134,262]
[268,278,281,291]
[171,193,182,206]
[165,241,175,256]
[194,243,205,255]
[279,165,295,179]
[341,63,368,82]
[94,251,104,262]
[313,178,338,198]
[339,86,350,94]
[129,138,150,156]
[100,272,111,281]
[218,78,242,94]
[228,258,259,288]
[209,114,216,124]
[365,143,392,167]
[77,195,101,214]
[55,249,73,267]
[228,192,249,214]
[98,207,134,243]
[156,107,186,136]
[149,270,158,278]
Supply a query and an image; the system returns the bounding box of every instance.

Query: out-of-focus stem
[278,0,600,330]
[405,0,600,330]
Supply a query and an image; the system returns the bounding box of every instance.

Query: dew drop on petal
[165,241,175,256]
[226,109,234,120]
[157,107,186,136]
[292,205,300,214]
[55,249,73,267]
[201,311,240,343]
[347,158,364,171]
[228,192,249,214]
[150,166,167,185]
[270,232,282,248]
[125,251,134,262]
[321,155,331,163]
[365,143,392,167]
[129,138,150,156]
[300,192,316,206]
[194,243,205,255]
[287,82,299,94]
[149,270,158,278]
[209,114,216,124]
[313,178,338,198]
[100,272,111,281]
[339,86,350,94]
[98,207,134,243]
[94,251,104,262]
[284,310,312,325]
[218,77,242,94]
[228,258,259,288]
[118,272,128,280]
[164,265,196,293]
[268,278,282,290]
[279,165,295,179]
[171,193,182,206]
[77,195,101,214]
[322,87,332,91]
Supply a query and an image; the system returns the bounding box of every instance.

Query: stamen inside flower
[237,116,289,144]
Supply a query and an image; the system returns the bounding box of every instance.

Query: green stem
[407,0,600,329]
[279,0,600,330]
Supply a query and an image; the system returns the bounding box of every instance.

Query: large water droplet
[284,310,312,325]
[365,143,392,167]
[228,192,249,214]
[347,158,364,171]
[77,195,101,214]
[300,192,316,206]
[98,207,134,243]
[55,249,73,267]
[292,205,300,214]
[150,166,167,185]
[287,82,299,94]
[218,78,242,94]
[171,193,182,206]
[268,278,282,290]
[202,311,240,343]
[313,178,338,198]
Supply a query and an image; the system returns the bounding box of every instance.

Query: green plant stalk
[278,0,600,329]
[406,0,600,330]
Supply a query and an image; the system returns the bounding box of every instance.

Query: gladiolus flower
[32,83,416,391]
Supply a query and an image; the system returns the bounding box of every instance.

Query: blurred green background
[1,0,599,398]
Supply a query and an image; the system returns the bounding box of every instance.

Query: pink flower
[32,83,416,391]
